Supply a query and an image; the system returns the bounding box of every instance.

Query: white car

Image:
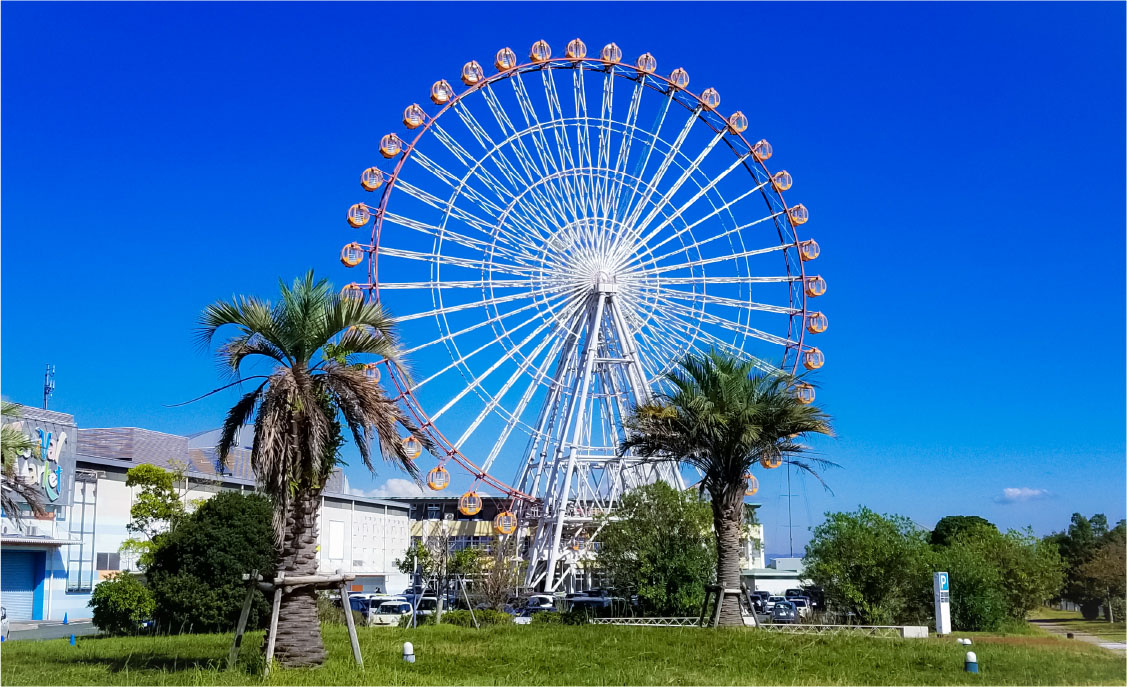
[791,597,811,619]
[371,601,413,627]
[526,594,555,610]
[1,607,8,641]
[765,595,787,612]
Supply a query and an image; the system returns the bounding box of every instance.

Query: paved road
[5,620,100,642]
[1029,619,1127,654]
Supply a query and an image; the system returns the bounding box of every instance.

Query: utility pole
[43,364,56,409]
[787,460,794,557]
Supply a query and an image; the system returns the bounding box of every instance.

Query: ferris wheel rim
[349,43,819,501]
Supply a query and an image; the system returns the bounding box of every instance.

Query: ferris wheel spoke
[382,211,542,269]
[378,278,537,291]
[429,292,588,421]
[450,316,565,453]
[593,67,615,216]
[632,153,747,249]
[510,74,582,223]
[631,128,725,236]
[448,101,550,212]
[622,108,701,230]
[651,294,795,349]
[627,204,783,272]
[651,287,800,316]
[603,78,647,222]
[400,290,569,357]
[616,90,672,228]
[654,274,800,286]
[481,86,574,225]
[640,242,791,278]
[377,244,540,279]
[650,305,782,374]
[392,283,562,324]
[411,292,578,396]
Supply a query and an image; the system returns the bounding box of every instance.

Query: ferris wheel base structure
[514,278,684,592]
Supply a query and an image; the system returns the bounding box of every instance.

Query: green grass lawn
[2,624,1124,686]
[1029,607,1127,642]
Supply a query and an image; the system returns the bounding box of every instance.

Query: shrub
[532,609,591,625]
[398,613,434,628]
[89,572,155,636]
[147,491,276,634]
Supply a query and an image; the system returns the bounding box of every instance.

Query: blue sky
[3,2,1124,553]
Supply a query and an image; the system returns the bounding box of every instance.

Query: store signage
[15,425,67,502]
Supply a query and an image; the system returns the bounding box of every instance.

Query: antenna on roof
[43,364,56,409]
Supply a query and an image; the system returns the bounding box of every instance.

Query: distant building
[387,494,523,555]
[743,556,810,596]
[0,403,411,621]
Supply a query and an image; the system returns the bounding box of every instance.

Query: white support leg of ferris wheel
[517,276,686,592]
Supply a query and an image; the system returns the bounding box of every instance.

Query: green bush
[532,609,590,625]
[397,612,434,628]
[89,573,155,636]
[147,491,276,634]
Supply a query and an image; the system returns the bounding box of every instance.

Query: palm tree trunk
[709,483,745,627]
[272,490,327,668]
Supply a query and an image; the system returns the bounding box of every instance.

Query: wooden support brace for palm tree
[230,569,363,675]
[699,585,749,628]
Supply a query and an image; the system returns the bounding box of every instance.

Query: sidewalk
[6,618,98,642]
[1029,619,1127,655]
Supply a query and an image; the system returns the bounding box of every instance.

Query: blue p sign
[939,573,949,591]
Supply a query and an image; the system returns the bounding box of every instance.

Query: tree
[147,491,277,633]
[395,527,480,623]
[0,401,45,520]
[596,482,715,616]
[198,271,432,667]
[622,351,833,626]
[1079,528,1126,622]
[804,507,933,625]
[119,464,185,570]
[932,526,1063,630]
[930,515,997,548]
[89,572,155,636]
[475,535,525,612]
[1046,513,1125,618]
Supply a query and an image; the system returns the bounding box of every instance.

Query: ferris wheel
[338,38,826,591]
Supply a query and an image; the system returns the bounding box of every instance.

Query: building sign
[933,571,952,635]
[4,407,76,510]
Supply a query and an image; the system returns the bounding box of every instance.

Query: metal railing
[587,617,925,638]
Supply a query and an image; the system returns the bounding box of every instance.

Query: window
[96,552,120,571]
[426,504,440,520]
[328,520,345,560]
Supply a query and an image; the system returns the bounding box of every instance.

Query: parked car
[749,591,770,613]
[372,601,413,627]
[790,597,811,619]
[765,595,787,612]
[771,601,798,624]
[784,588,805,599]
[414,596,440,616]
[526,594,555,610]
[1,607,8,641]
[513,607,555,625]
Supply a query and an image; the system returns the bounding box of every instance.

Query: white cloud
[994,487,1050,504]
[352,478,426,498]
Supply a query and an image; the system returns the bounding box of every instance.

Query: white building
[1,404,410,621]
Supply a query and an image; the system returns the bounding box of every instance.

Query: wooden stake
[227,569,259,670]
[263,574,283,677]
[337,570,363,668]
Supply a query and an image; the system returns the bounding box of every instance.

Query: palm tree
[197,271,433,667]
[1,401,46,520]
[621,350,833,627]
